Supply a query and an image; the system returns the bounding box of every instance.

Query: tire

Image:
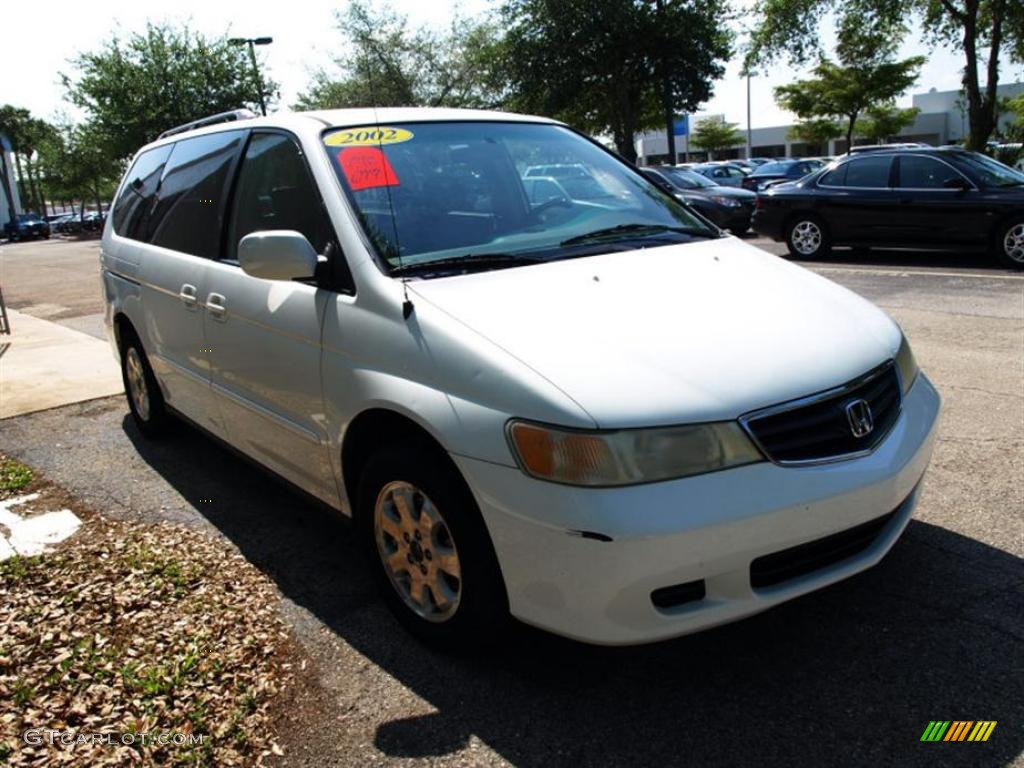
[356,442,508,651]
[994,219,1024,270]
[785,215,831,259]
[120,331,170,437]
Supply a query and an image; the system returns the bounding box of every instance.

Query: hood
[702,185,756,200]
[409,238,901,428]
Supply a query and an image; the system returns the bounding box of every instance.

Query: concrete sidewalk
[0,309,123,418]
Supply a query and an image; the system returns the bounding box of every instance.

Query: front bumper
[455,373,940,645]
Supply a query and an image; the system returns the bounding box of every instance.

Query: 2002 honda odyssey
[101,107,940,648]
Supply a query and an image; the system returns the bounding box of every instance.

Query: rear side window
[111,145,173,240]
[843,156,893,188]
[226,132,334,261]
[148,131,244,258]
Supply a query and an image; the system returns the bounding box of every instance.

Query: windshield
[752,162,790,176]
[951,151,1024,187]
[323,122,716,274]
[660,167,715,189]
[17,214,41,223]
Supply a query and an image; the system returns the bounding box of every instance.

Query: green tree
[35,119,122,219]
[690,117,743,157]
[63,23,275,161]
[787,117,843,149]
[746,0,1024,151]
[1004,92,1024,140]
[499,0,733,162]
[857,103,921,143]
[296,1,505,110]
[774,27,925,154]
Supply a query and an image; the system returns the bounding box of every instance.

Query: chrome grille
[741,362,901,464]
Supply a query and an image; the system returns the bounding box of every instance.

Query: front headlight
[895,332,919,394]
[711,195,741,207]
[507,420,763,486]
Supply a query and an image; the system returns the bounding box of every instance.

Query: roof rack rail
[158,108,258,140]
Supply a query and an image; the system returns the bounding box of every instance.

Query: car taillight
[755,195,764,209]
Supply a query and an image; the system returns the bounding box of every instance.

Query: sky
[2,0,1021,131]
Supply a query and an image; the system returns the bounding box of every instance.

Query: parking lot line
[808,266,1024,281]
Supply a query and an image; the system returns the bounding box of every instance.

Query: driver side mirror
[238,230,318,281]
[943,176,970,191]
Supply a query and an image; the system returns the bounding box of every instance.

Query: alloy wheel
[1004,223,1024,263]
[790,220,823,256]
[374,481,462,622]
[125,347,150,421]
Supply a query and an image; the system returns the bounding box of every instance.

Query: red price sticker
[338,147,400,191]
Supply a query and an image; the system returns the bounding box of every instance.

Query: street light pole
[229,37,273,116]
[745,69,753,160]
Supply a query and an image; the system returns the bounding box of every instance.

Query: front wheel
[121,335,170,437]
[994,219,1024,269]
[786,215,831,259]
[357,443,508,651]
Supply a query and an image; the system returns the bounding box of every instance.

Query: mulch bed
[0,456,296,766]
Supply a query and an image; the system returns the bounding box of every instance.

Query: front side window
[322,122,715,275]
[843,156,893,188]
[148,131,244,258]
[112,144,173,241]
[897,156,961,189]
[227,132,334,261]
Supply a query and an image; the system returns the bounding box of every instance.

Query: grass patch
[0,554,43,583]
[0,455,33,492]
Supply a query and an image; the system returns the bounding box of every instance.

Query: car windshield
[751,162,790,176]
[17,214,41,223]
[323,122,716,274]
[951,151,1024,187]
[660,168,715,189]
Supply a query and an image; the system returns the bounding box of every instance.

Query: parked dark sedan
[742,159,824,191]
[752,148,1024,268]
[642,166,756,232]
[4,213,50,241]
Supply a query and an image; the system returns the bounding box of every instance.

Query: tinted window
[844,156,893,188]
[112,145,173,241]
[148,131,244,258]
[227,132,334,264]
[898,156,959,188]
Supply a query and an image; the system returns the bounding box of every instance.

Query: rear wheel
[120,333,170,437]
[357,442,507,651]
[786,215,831,259]
[995,220,1024,269]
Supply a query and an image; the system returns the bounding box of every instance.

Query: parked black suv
[752,148,1024,269]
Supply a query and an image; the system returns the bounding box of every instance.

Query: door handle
[179,283,198,307]
[205,293,227,319]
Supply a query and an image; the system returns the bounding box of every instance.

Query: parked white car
[102,108,940,648]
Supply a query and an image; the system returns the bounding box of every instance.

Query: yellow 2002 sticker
[324,127,414,147]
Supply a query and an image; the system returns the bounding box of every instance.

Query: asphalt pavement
[1,236,1021,767]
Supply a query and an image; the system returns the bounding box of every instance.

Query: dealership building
[635,82,1024,164]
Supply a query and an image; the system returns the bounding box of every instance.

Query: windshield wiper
[560,223,718,247]
[390,252,545,277]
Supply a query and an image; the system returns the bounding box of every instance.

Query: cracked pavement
[1,238,1022,766]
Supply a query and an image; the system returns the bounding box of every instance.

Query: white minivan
[102,108,940,648]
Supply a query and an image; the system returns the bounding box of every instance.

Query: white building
[635,82,1024,164]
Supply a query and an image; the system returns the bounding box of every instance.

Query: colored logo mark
[920,721,997,742]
